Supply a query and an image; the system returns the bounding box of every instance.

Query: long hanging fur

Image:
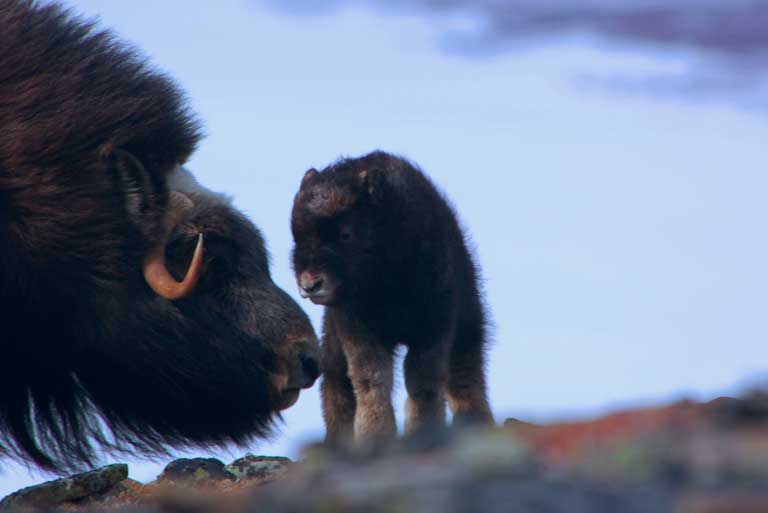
[0,0,318,472]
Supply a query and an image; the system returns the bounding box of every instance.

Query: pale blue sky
[2,0,766,495]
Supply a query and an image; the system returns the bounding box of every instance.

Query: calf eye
[340,230,352,241]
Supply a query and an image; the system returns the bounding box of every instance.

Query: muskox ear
[103,146,162,233]
[301,168,318,187]
[358,168,381,198]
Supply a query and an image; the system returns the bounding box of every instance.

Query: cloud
[260,0,768,105]
[264,0,768,56]
[477,1,766,56]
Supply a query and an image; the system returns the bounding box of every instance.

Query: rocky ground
[2,391,768,513]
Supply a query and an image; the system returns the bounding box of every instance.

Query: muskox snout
[291,335,321,389]
[299,351,321,388]
[272,332,321,411]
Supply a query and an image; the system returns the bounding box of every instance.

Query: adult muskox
[0,0,319,472]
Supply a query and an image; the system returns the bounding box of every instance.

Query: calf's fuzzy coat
[292,151,493,446]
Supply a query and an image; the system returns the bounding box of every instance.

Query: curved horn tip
[143,232,204,301]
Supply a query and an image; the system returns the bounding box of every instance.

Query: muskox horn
[143,191,204,300]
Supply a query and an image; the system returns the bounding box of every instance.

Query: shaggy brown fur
[291,151,493,447]
[0,0,319,472]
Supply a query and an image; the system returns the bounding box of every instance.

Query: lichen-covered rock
[0,464,128,510]
[504,393,768,488]
[225,455,292,483]
[4,391,768,513]
[250,441,672,513]
[158,458,236,484]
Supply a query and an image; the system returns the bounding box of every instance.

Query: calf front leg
[320,317,356,448]
[342,339,396,447]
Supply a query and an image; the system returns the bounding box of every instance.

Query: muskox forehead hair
[300,183,357,219]
[0,0,201,171]
[168,165,233,207]
[167,165,268,261]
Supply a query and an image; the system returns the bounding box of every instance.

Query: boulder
[0,464,128,510]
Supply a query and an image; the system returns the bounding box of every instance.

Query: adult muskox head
[0,0,318,471]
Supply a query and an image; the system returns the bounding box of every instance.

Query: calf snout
[297,271,339,305]
[298,271,324,297]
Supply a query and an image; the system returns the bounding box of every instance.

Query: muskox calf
[291,151,494,446]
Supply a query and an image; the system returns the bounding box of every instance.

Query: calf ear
[302,168,318,186]
[358,168,382,199]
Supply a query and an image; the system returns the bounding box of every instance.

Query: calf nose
[299,272,324,294]
[299,352,320,388]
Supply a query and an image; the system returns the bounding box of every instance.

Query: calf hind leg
[447,314,494,426]
[404,341,450,434]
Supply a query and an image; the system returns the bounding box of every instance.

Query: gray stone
[0,464,128,510]
[226,455,292,483]
[158,458,236,483]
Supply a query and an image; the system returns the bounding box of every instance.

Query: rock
[449,427,532,473]
[225,455,292,484]
[5,390,768,512]
[73,479,147,509]
[0,464,128,510]
[677,494,768,513]
[158,458,236,483]
[706,391,768,425]
[249,451,673,513]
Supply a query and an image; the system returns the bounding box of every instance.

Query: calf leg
[404,340,450,434]
[447,305,494,426]
[341,334,396,446]
[320,316,356,448]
